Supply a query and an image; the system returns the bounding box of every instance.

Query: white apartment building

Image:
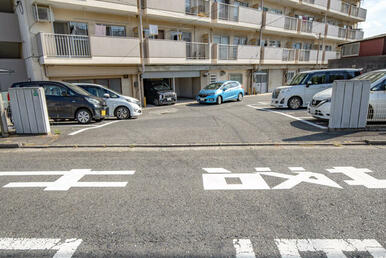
[7,0,366,101]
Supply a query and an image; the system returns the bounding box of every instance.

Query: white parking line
[233,239,256,258]
[0,238,82,258]
[247,105,327,130]
[68,121,121,136]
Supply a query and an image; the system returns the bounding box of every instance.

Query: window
[65,78,122,94]
[342,43,360,57]
[327,71,345,83]
[325,45,332,51]
[229,73,243,84]
[233,36,247,45]
[43,85,69,97]
[286,71,296,84]
[96,24,126,37]
[371,80,386,91]
[308,73,327,85]
[268,40,281,48]
[0,42,21,59]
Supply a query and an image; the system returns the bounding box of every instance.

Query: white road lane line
[233,239,256,258]
[202,168,231,173]
[246,105,327,130]
[68,121,121,136]
[0,238,82,258]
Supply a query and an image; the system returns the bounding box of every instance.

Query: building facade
[9,0,366,102]
[0,0,27,91]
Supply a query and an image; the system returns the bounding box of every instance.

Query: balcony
[301,0,328,10]
[213,44,260,64]
[347,29,364,40]
[43,0,138,15]
[329,0,366,21]
[38,33,141,65]
[144,39,210,64]
[212,2,262,30]
[143,0,210,23]
[263,47,320,64]
[298,49,318,63]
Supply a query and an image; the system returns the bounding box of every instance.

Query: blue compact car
[197,81,245,104]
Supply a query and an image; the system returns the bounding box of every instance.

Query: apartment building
[11,0,366,102]
[0,0,27,91]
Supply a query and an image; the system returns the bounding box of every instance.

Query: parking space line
[233,239,256,258]
[247,105,327,130]
[69,121,121,136]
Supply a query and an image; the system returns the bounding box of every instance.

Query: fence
[186,42,209,59]
[42,33,91,58]
[284,16,297,31]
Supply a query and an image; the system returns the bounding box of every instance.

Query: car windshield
[352,71,386,83]
[63,82,91,96]
[153,83,171,91]
[289,73,308,85]
[205,83,223,90]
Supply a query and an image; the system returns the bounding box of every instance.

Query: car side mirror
[223,88,227,91]
[103,93,110,98]
[306,81,312,87]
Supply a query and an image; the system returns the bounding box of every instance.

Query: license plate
[167,97,172,101]
[200,98,205,102]
[101,110,106,116]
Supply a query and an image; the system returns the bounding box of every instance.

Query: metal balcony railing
[185,0,209,17]
[338,28,347,38]
[41,33,91,58]
[284,16,297,31]
[186,42,209,59]
[341,2,350,15]
[300,20,313,33]
[299,49,311,62]
[218,44,238,60]
[217,2,239,22]
[282,48,296,62]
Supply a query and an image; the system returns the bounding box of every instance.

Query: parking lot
[2,94,385,147]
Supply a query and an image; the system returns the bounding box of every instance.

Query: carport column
[172,77,176,92]
[0,97,9,137]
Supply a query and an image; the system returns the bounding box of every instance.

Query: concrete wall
[0,59,28,91]
[146,0,185,13]
[90,36,140,57]
[0,12,21,42]
[239,7,262,25]
[328,55,386,73]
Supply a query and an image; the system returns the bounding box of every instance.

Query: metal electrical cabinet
[8,87,51,134]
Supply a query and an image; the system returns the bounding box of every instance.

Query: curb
[0,143,21,149]
[365,140,386,145]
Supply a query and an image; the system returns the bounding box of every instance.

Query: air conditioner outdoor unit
[33,3,54,22]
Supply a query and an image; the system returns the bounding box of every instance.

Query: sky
[360,0,386,38]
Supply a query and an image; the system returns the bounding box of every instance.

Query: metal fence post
[0,97,9,137]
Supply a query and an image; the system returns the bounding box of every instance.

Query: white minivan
[75,83,142,120]
[271,69,361,109]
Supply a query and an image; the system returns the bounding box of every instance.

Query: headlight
[126,98,141,106]
[86,97,101,107]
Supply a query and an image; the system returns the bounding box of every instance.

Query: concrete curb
[0,143,21,148]
[365,140,386,145]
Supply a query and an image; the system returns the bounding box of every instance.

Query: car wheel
[216,96,222,105]
[115,106,130,120]
[367,105,374,120]
[154,99,159,106]
[76,109,92,124]
[288,97,302,110]
[237,93,243,101]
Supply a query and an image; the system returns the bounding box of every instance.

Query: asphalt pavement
[0,146,385,257]
[1,94,386,147]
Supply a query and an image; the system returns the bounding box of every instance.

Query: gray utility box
[9,87,50,134]
[329,80,371,130]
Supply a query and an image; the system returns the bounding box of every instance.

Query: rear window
[352,71,386,83]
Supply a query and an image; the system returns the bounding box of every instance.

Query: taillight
[7,93,10,102]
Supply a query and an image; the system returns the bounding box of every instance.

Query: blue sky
[360,0,386,37]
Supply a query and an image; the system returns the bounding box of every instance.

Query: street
[0,145,385,257]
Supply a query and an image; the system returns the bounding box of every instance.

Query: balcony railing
[284,16,298,31]
[341,2,350,14]
[217,2,239,22]
[41,33,91,58]
[302,0,328,8]
[338,27,347,38]
[299,49,311,61]
[185,0,210,17]
[347,29,364,40]
[96,0,137,6]
[325,51,341,62]
[300,20,313,33]
[186,42,209,59]
[282,48,296,62]
[218,44,238,60]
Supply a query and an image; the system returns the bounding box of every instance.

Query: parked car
[144,81,177,106]
[308,69,386,121]
[271,69,361,109]
[10,81,107,124]
[197,81,244,105]
[75,83,142,120]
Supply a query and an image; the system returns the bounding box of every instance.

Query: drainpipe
[138,0,145,106]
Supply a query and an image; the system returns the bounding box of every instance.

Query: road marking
[233,239,256,258]
[0,238,82,258]
[327,166,386,189]
[246,105,327,130]
[275,239,386,258]
[68,121,121,136]
[0,169,135,191]
[203,168,231,173]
